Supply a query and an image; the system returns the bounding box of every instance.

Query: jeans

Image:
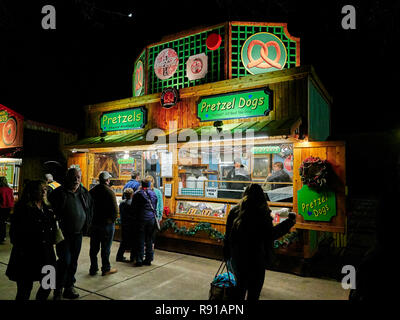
[16,280,51,301]
[55,233,83,290]
[135,219,155,263]
[89,224,115,273]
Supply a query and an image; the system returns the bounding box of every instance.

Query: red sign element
[247,40,283,69]
[284,155,293,172]
[0,104,24,149]
[3,118,17,146]
[206,33,222,51]
[161,88,179,109]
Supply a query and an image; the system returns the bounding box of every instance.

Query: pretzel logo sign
[134,60,144,96]
[241,32,287,75]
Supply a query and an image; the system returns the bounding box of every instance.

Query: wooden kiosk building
[66,22,346,265]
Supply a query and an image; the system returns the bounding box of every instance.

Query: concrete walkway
[0,236,349,300]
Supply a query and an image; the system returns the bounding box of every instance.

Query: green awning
[65,118,299,150]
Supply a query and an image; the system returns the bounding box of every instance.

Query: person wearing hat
[131,179,158,266]
[226,158,250,191]
[88,171,119,276]
[44,173,61,196]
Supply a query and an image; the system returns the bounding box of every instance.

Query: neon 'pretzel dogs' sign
[247,40,283,70]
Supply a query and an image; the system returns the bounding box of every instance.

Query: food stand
[65,22,346,269]
[0,104,23,197]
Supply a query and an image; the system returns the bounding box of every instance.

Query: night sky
[1,0,399,137]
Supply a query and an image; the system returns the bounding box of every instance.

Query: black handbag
[209,260,239,300]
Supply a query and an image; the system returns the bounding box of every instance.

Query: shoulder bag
[209,260,239,300]
[144,191,161,231]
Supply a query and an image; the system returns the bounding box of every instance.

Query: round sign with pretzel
[154,48,179,80]
[134,60,144,96]
[241,32,287,75]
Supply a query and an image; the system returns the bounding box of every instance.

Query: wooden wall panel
[85,76,309,137]
[293,141,346,233]
[67,153,89,189]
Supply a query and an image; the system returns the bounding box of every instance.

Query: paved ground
[0,235,349,300]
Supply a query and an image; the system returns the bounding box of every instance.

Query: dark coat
[89,183,119,226]
[266,169,292,190]
[223,205,295,269]
[131,189,158,221]
[48,185,93,235]
[119,199,135,244]
[6,203,57,282]
[226,167,250,190]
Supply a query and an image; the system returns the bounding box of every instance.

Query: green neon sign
[117,158,135,164]
[297,185,337,222]
[197,88,272,122]
[252,146,281,154]
[100,107,146,132]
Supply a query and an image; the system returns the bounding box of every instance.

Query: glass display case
[90,150,161,196]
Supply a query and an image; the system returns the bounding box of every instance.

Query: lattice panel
[147,26,225,94]
[231,24,298,78]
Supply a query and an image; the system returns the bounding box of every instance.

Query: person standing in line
[145,175,163,253]
[6,180,57,300]
[145,175,163,223]
[223,184,296,300]
[131,179,157,267]
[123,170,141,192]
[89,171,118,276]
[0,176,14,243]
[48,167,93,300]
[116,188,135,262]
[45,173,61,196]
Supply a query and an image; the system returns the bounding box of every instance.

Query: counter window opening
[90,149,162,196]
[176,143,294,206]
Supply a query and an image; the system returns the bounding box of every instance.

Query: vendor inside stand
[225,158,250,190]
[266,162,292,189]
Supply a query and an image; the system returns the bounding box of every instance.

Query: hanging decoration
[299,156,330,189]
[241,32,287,75]
[154,48,179,80]
[206,33,222,51]
[186,53,208,81]
[273,231,299,249]
[159,218,225,240]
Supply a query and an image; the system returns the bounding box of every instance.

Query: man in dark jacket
[266,162,292,190]
[132,179,158,266]
[48,167,93,300]
[226,158,250,190]
[89,171,119,276]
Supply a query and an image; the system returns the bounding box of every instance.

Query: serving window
[176,143,294,204]
[90,150,162,197]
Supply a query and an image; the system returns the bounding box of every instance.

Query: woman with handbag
[6,180,57,300]
[223,184,296,300]
[131,179,158,267]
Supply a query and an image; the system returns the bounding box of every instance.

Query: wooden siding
[293,141,346,233]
